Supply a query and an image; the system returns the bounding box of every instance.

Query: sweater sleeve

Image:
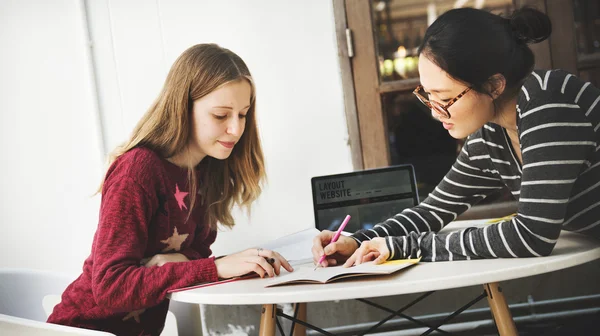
[351,137,505,251]
[385,89,597,262]
[91,176,219,312]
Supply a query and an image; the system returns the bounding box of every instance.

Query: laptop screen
[311,165,419,233]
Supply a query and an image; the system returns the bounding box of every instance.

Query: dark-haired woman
[312,7,600,265]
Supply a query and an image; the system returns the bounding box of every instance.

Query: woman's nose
[227,118,243,136]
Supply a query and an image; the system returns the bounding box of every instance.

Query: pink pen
[314,214,352,270]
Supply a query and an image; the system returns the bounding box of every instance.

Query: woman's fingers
[144,255,164,267]
[143,257,156,268]
[257,256,276,277]
[326,258,337,266]
[257,249,281,275]
[279,257,294,273]
[344,243,367,267]
[374,253,387,265]
[344,241,379,267]
[312,231,333,263]
[312,232,361,269]
[258,249,294,274]
[270,251,294,273]
[270,258,281,276]
[250,263,266,278]
[315,242,339,267]
[372,238,390,262]
[351,241,374,266]
[343,253,357,268]
[312,245,325,266]
[354,245,369,265]
[323,241,340,256]
[363,251,379,262]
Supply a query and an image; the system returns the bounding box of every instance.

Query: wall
[0,0,103,274]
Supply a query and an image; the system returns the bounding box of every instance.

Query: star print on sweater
[174,184,189,210]
[123,309,146,323]
[161,227,189,252]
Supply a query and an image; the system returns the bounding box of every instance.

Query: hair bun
[509,7,552,44]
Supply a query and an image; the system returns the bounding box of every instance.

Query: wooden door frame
[545,0,578,74]
[333,0,389,170]
[333,0,364,170]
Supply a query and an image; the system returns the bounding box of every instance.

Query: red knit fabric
[48,147,219,336]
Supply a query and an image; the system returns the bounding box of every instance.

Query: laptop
[311,165,419,233]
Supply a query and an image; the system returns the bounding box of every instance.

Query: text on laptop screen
[311,165,418,233]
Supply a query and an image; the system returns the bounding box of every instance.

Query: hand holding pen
[312,215,358,269]
[215,247,294,279]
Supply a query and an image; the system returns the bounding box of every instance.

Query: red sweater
[48,147,219,336]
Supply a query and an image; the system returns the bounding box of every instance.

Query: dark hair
[418,7,552,99]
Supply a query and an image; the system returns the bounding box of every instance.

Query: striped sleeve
[351,135,505,250]
[384,72,597,262]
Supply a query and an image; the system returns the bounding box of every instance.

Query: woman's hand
[142,253,190,267]
[312,230,359,267]
[343,237,390,267]
[214,248,294,279]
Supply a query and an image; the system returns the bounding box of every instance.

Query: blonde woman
[48,44,292,336]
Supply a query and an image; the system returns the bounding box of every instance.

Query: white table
[169,220,600,336]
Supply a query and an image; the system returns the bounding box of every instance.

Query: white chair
[0,268,77,322]
[167,301,203,336]
[0,268,114,335]
[0,313,115,336]
[0,268,180,336]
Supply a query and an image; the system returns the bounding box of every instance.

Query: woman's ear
[485,74,507,99]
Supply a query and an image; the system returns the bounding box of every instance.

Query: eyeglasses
[413,85,471,119]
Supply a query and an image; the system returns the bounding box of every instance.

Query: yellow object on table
[382,258,421,266]
[486,213,517,224]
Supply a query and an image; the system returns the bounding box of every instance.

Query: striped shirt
[351,70,600,262]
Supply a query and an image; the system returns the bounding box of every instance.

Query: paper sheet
[260,228,320,265]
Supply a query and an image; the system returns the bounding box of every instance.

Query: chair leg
[484,282,518,336]
[168,300,202,335]
[259,304,276,336]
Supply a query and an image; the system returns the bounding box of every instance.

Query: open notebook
[167,229,419,292]
[265,259,420,287]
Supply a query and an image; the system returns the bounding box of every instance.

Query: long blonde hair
[100,44,266,230]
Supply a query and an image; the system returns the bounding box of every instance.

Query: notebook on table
[265,259,420,287]
[168,231,420,292]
